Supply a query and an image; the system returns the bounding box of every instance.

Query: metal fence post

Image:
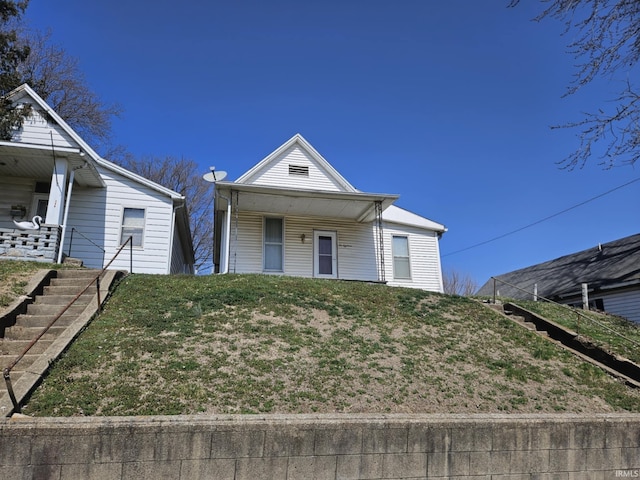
[492,277,496,304]
[96,276,101,313]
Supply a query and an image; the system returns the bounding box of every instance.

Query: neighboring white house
[212,134,446,291]
[0,84,194,274]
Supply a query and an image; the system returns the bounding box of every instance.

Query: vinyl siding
[11,99,77,149]
[64,166,174,274]
[383,223,444,292]
[601,289,640,323]
[229,212,378,281]
[247,145,345,192]
[0,177,34,229]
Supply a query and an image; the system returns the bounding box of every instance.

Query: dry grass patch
[21,273,640,416]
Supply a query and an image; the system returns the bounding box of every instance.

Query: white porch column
[45,157,68,225]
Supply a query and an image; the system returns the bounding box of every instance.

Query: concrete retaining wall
[1,413,639,479]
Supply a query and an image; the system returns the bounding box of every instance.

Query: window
[31,194,49,219]
[288,165,309,177]
[121,208,145,247]
[264,217,283,271]
[392,235,411,279]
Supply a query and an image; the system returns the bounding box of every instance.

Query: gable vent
[289,165,309,177]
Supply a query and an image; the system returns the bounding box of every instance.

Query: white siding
[600,289,640,324]
[12,100,77,149]
[229,212,378,281]
[0,177,34,229]
[227,213,444,291]
[247,145,346,192]
[64,166,174,274]
[383,223,444,292]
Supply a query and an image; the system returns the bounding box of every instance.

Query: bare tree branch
[443,269,478,296]
[511,0,640,169]
[17,29,121,151]
[114,154,213,272]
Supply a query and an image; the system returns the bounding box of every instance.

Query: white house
[212,134,446,291]
[0,84,194,274]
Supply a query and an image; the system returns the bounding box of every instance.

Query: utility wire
[442,176,640,258]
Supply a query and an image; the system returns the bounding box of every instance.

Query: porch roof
[214,182,399,222]
[0,141,104,187]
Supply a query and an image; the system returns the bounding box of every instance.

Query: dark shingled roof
[476,233,640,300]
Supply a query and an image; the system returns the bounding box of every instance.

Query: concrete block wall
[0,224,61,261]
[0,413,639,479]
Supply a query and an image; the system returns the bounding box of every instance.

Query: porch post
[375,200,385,283]
[45,158,69,225]
[223,191,232,274]
[56,166,77,263]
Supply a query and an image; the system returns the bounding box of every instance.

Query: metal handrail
[67,227,106,267]
[490,276,640,349]
[3,236,134,413]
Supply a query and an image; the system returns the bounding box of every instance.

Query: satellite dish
[202,170,227,183]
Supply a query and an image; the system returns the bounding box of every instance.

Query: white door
[313,230,337,279]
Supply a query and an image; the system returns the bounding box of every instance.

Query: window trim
[120,207,146,248]
[263,216,284,272]
[392,235,412,280]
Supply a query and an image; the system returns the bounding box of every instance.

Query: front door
[314,230,337,278]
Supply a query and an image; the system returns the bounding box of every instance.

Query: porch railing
[67,227,106,267]
[489,276,640,348]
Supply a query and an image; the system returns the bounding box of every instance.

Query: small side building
[476,233,640,323]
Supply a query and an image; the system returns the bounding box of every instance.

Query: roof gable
[236,134,357,193]
[8,84,100,159]
[6,84,184,200]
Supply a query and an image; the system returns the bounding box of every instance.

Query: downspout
[56,166,80,264]
[166,203,180,274]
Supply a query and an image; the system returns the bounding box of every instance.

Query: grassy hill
[15,271,640,416]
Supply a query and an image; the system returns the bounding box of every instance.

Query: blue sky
[25,1,639,285]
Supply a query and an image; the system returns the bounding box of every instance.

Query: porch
[0,224,62,263]
[0,139,103,265]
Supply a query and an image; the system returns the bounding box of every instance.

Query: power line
[442,176,640,258]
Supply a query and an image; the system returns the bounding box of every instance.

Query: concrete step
[26,303,87,316]
[2,371,24,383]
[43,285,98,296]
[504,308,549,337]
[3,326,66,341]
[0,339,52,356]
[34,293,94,306]
[0,354,39,370]
[55,269,101,280]
[62,257,83,267]
[14,314,77,328]
[49,277,96,288]
[520,321,538,331]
